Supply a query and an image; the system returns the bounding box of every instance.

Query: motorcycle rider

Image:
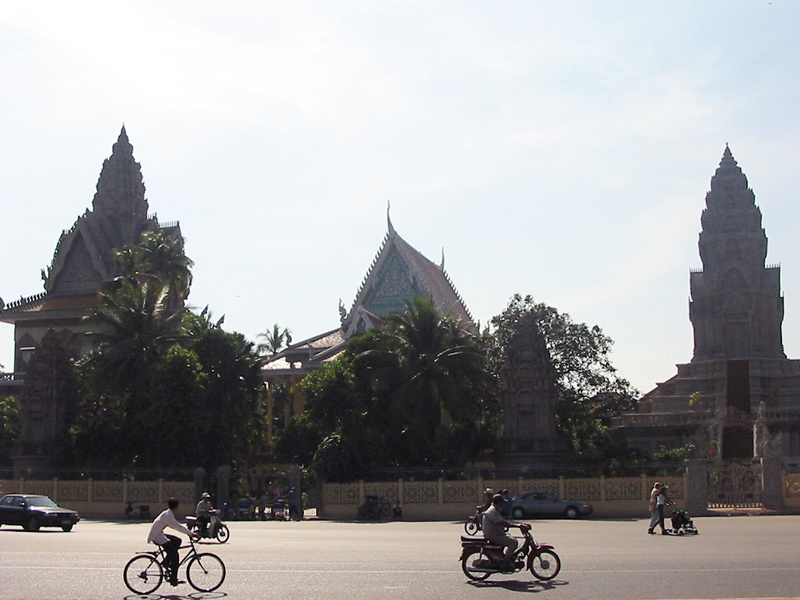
[483,493,519,571]
[195,492,214,537]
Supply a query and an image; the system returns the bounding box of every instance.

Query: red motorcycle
[460,522,561,581]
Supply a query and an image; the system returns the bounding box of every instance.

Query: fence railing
[0,478,195,506]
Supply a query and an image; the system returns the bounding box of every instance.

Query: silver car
[511,491,592,519]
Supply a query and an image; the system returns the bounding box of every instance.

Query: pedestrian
[655,485,670,534]
[646,481,661,534]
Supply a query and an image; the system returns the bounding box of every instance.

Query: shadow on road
[123,592,226,600]
[467,579,568,593]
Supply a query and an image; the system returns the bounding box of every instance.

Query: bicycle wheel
[529,549,560,580]
[461,547,492,581]
[187,552,226,592]
[464,520,479,535]
[123,554,163,594]
[216,524,230,544]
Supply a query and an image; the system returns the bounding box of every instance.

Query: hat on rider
[201,492,211,499]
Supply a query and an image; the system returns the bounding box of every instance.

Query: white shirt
[148,508,193,545]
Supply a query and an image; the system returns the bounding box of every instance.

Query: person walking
[646,482,661,534]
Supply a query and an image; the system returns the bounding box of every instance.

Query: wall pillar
[761,457,783,510]
[685,459,709,514]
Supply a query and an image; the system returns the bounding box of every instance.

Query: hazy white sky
[1,1,799,393]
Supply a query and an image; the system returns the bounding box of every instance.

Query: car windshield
[26,497,58,507]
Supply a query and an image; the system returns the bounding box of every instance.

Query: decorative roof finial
[440,247,445,270]
[387,200,395,235]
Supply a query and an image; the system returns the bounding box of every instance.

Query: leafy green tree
[278,296,499,476]
[489,294,638,463]
[189,328,266,467]
[0,396,20,467]
[136,345,209,468]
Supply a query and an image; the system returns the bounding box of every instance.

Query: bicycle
[123,536,226,594]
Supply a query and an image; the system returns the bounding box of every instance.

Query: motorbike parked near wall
[186,510,230,544]
[460,522,561,582]
[124,502,151,520]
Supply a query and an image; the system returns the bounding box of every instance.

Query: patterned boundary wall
[784,473,800,509]
[322,474,688,520]
[0,479,195,518]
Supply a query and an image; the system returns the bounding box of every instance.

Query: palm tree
[107,231,194,310]
[384,296,487,454]
[83,278,187,392]
[257,324,292,356]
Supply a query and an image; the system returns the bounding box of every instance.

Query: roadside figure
[655,485,670,534]
[646,482,661,534]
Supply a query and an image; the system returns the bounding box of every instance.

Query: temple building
[612,146,800,460]
[0,127,181,373]
[0,127,181,471]
[261,211,475,443]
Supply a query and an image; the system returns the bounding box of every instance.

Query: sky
[1,1,799,394]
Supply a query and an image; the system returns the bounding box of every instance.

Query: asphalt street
[1,514,799,600]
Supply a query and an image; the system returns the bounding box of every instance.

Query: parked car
[0,494,80,531]
[511,491,592,519]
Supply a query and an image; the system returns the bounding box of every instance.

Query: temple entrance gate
[707,460,762,509]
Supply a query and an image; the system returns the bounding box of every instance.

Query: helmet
[201,492,211,499]
[484,488,494,495]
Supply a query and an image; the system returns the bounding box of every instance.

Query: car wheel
[563,506,579,519]
[61,522,74,532]
[26,516,40,532]
[512,507,525,519]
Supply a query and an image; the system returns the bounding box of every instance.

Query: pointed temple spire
[92,125,148,223]
[387,200,395,236]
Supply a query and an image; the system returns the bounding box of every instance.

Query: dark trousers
[160,535,181,582]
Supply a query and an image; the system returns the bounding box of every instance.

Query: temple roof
[342,212,474,337]
[0,128,179,323]
[262,213,476,375]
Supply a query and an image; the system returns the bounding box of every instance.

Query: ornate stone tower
[0,127,179,369]
[612,147,800,461]
[689,145,785,361]
[498,314,563,465]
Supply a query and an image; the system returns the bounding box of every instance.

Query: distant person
[195,492,213,537]
[646,482,661,534]
[655,485,671,534]
[148,498,197,586]
[501,489,513,517]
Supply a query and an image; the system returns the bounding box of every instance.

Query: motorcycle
[186,509,230,544]
[464,510,483,535]
[460,522,561,581]
[124,502,151,520]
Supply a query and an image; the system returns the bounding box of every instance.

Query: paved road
[1,515,799,600]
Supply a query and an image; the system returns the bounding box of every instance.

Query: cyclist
[148,497,198,586]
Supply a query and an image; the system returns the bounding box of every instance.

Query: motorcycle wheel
[461,548,492,581]
[216,524,230,544]
[464,520,479,536]
[529,549,561,580]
